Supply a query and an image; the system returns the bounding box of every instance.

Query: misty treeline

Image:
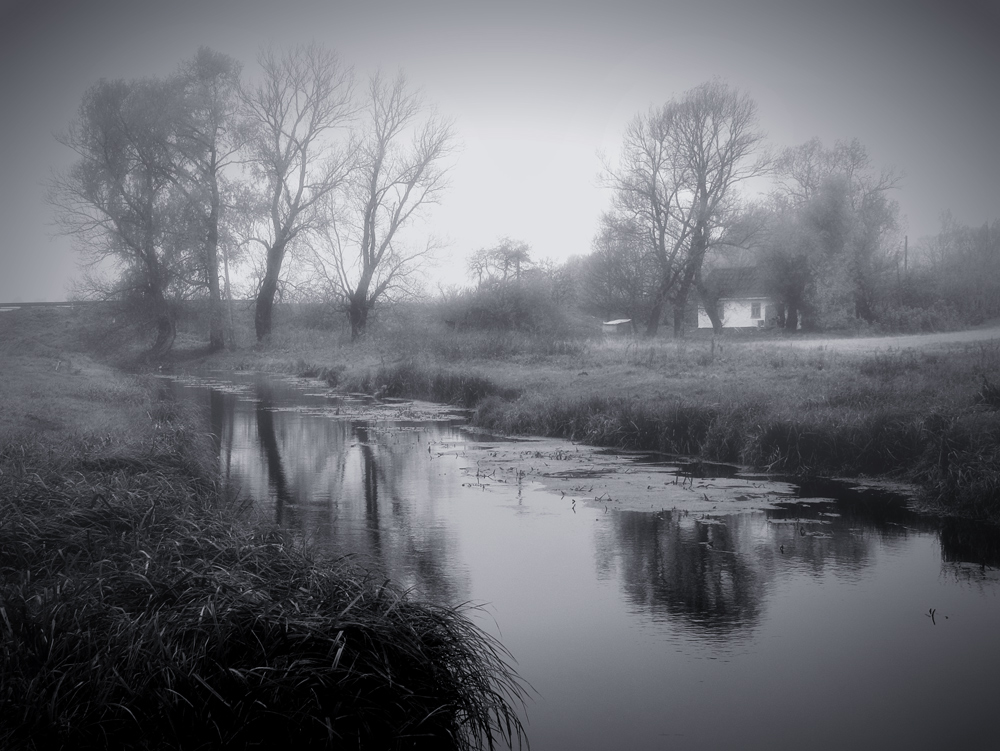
[52,50,996,355]
[445,81,996,340]
[570,83,996,336]
[50,44,454,354]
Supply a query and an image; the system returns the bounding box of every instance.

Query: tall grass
[467,345,1000,522]
[341,361,519,408]
[0,397,527,749]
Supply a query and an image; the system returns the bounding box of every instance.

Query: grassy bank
[0,308,526,750]
[158,303,1000,523]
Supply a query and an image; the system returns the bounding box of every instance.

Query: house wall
[698,297,774,328]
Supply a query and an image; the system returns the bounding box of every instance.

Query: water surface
[165,372,1000,751]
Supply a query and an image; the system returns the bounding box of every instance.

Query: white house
[697,267,778,329]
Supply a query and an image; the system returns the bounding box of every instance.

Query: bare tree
[240,44,354,340]
[604,80,768,336]
[604,102,688,335]
[467,237,532,288]
[307,72,455,339]
[667,82,770,335]
[172,48,244,350]
[50,78,184,356]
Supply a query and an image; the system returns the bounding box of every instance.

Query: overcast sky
[1,0,997,301]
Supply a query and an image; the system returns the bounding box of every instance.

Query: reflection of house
[697,267,777,329]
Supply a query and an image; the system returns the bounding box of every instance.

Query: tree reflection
[939,517,1000,569]
[208,387,236,491]
[354,423,383,560]
[598,511,764,634]
[231,379,467,604]
[255,391,294,518]
[597,486,926,637]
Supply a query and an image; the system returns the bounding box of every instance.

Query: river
[163,371,1000,751]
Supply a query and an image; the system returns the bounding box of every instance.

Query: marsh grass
[206,314,1000,521]
[975,374,1000,409]
[342,361,519,408]
[98,300,1000,523]
[0,383,527,750]
[463,342,1000,521]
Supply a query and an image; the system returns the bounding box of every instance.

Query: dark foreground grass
[0,401,526,750]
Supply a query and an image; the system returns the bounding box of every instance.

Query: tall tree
[172,48,244,351]
[604,80,767,336]
[667,83,769,335]
[766,138,900,328]
[50,78,183,356]
[605,102,687,335]
[241,44,354,340]
[307,72,454,339]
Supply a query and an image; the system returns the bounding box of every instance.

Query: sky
[1,0,997,301]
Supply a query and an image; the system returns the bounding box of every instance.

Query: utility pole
[904,235,908,273]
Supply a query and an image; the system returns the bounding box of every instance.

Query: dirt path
[763,322,1000,353]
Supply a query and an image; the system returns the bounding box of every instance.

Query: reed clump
[0,406,526,750]
[342,361,519,408]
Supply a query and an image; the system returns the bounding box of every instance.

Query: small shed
[602,318,633,335]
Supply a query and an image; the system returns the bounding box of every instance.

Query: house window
[751,302,761,319]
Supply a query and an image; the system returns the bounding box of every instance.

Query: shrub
[873,300,963,333]
[443,279,569,335]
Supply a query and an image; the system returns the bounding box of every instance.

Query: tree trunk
[348,296,369,340]
[644,297,665,337]
[645,275,672,336]
[222,237,236,348]
[206,176,224,351]
[696,270,724,334]
[672,264,698,339]
[672,300,686,338]
[150,313,176,358]
[255,274,278,341]
[347,273,374,341]
[255,241,287,340]
[785,304,799,331]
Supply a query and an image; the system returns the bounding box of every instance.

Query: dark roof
[702,267,771,299]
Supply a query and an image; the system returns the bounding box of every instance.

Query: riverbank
[158,306,1000,524]
[0,307,526,750]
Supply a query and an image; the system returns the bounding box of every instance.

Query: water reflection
[174,372,1000,617]
[165,372,1000,750]
[192,375,469,603]
[596,511,765,634]
[254,390,293,514]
